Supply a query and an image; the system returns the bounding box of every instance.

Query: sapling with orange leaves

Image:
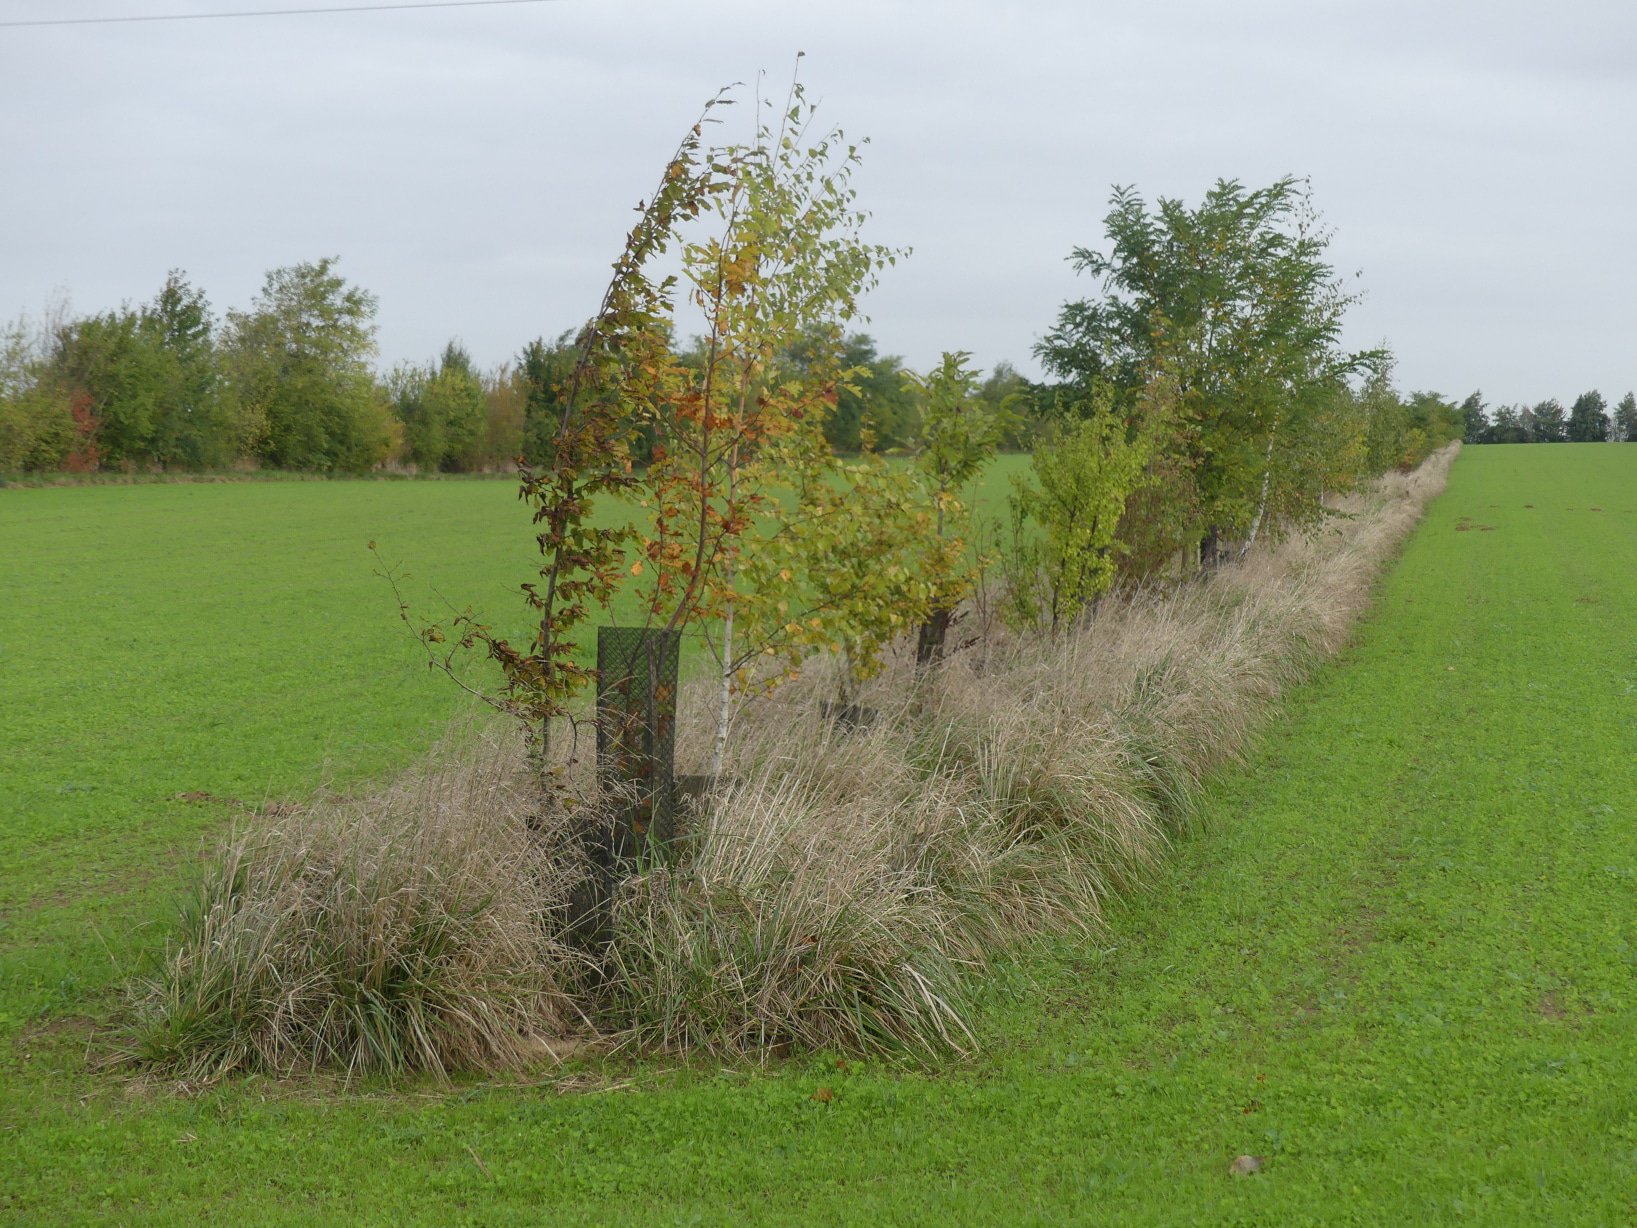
[378,94,727,783]
[631,76,910,772]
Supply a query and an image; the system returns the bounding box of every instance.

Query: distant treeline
[1460,391,1636,445]
[0,259,1038,477]
[2,251,1479,482]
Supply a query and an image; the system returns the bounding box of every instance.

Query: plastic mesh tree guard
[595,624,681,860]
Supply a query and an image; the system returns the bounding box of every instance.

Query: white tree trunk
[1242,417,1280,559]
[710,598,734,778]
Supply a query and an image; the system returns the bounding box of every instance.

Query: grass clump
[127,743,586,1079]
[600,774,977,1058]
[128,449,1455,1075]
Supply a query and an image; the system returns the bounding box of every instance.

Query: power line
[0,0,562,29]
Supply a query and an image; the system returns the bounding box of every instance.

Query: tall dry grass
[129,447,1454,1075]
[126,742,589,1079]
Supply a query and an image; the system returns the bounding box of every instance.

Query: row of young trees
[366,88,1464,785]
[0,261,1034,476]
[1459,390,1637,444]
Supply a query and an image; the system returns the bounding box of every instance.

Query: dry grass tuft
[600,772,978,1057]
[130,447,1455,1075]
[126,735,589,1079]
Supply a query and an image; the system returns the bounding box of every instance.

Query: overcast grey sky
[3,0,1633,405]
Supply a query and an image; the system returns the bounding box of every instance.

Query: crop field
[3,444,1636,1223]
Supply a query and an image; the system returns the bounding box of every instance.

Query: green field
[0,459,1028,1026]
[4,445,1636,1223]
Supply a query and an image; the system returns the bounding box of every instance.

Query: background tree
[32,276,236,473]
[0,310,74,471]
[835,333,917,451]
[222,258,395,473]
[2,274,280,473]
[1567,390,1609,442]
[1614,392,1637,443]
[515,331,581,464]
[480,362,528,467]
[393,341,488,472]
[1460,391,1488,444]
[141,272,235,469]
[1487,403,1528,444]
[1530,398,1566,443]
[382,361,431,463]
[978,361,1040,450]
[43,306,171,470]
[781,330,916,452]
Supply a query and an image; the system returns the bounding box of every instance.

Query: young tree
[1567,390,1609,442]
[385,96,731,776]
[631,80,907,772]
[765,445,946,707]
[1404,390,1461,461]
[1003,385,1159,634]
[1036,177,1383,564]
[1360,366,1410,473]
[902,350,1008,663]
